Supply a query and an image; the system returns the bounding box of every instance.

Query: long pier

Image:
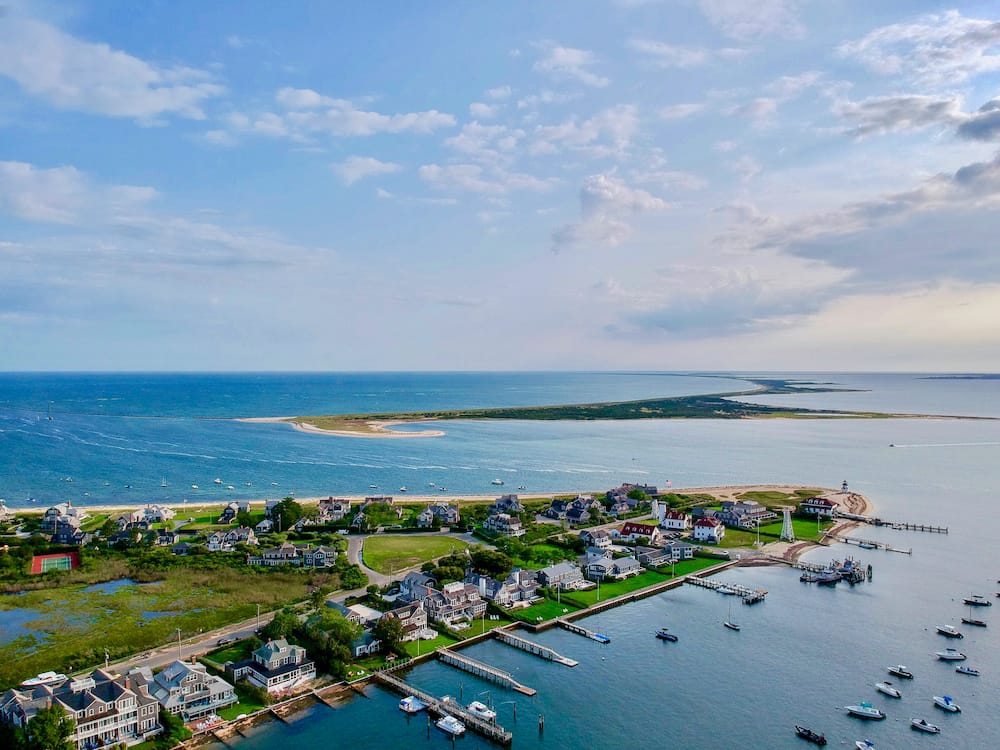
[834,510,947,533]
[831,534,912,554]
[685,576,767,604]
[493,629,578,666]
[438,648,537,696]
[556,619,611,643]
[374,671,513,745]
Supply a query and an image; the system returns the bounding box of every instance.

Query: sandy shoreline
[236,416,445,438]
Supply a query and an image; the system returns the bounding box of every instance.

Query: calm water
[2,372,999,747]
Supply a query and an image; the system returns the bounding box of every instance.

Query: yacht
[963,594,991,607]
[955,665,980,676]
[936,624,963,638]
[855,741,875,750]
[794,726,827,745]
[875,681,901,698]
[191,485,199,490]
[435,715,466,736]
[910,718,940,733]
[962,609,987,627]
[491,478,504,485]
[655,627,678,642]
[933,695,961,712]
[467,700,496,721]
[20,671,67,687]
[399,486,408,492]
[935,648,967,660]
[888,665,913,679]
[398,696,427,713]
[845,702,886,720]
[214,478,223,485]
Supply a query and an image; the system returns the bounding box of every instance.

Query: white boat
[491,478,504,485]
[160,478,168,488]
[963,594,991,607]
[435,715,466,736]
[933,695,961,712]
[398,695,427,713]
[723,600,740,631]
[467,700,496,721]
[936,624,963,638]
[955,665,980,676]
[910,718,940,733]
[191,485,199,490]
[875,681,901,698]
[517,485,527,490]
[845,702,886,720]
[369,484,378,489]
[399,486,407,492]
[245,481,252,487]
[855,741,875,750]
[20,671,67,687]
[271,482,279,486]
[214,478,222,484]
[935,648,967,660]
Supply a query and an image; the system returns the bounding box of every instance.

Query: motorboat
[935,648,967,660]
[794,725,827,745]
[214,478,222,485]
[435,715,466,736]
[845,702,886,720]
[888,665,913,679]
[910,718,940,733]
[816,571,842,585]
[955,665,980,676]
[718,586,738,595]
[963,594,991,607]
[226,485,235,490]
[655,627,678,642]
[933,695,961,712]
[936,624,963,638]
[20,671,67,687]
[858,542,877,550]
[191,485,199,490]
[517,485,527,490]
[875,681,901,698]
[491,478,504,485]
[855,741,875,750]
[160,478,168,487]
[398,695,427,713]
[399,486,407,492]
[467,700,496,721]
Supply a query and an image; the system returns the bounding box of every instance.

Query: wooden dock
[685,576,767,604]
[438,648,537,696]
[556,619,611,643]
[373,671,513,745]
[493,629,578,666]
[834,510,947,533]
[832,534,912,554]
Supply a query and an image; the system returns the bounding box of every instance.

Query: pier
[493,629,578,666]
[373,671,513,745]
[438,648,537,696]
[685,576,768,604]
[830,534,912,554]
[556,619,611,643]
[834,510,947,533]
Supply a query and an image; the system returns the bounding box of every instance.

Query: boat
[245,481,252,486]
[875,681,901,698]
[961,604,987,627]
[858,542,877,550]
[467,700,497,721]
[845,702,886,720]
[399,486,407,492]
[369,484,378,489]
[226,485,235,490]
[935,648,967,660]
[517,485,527,490]
[816,571,842,585]
[435,715,466,736]
[963,594,991,607]
[398,695,427,713]
[592,633,611,644]
[428,482,436,487]
[20,671,67,687]
[191,485,199,490]
[855,741,875,750]
[655,627,678,642]
[888,665,914,679]
[723,601,740,631]
[271,482,279,486]
[160,478,168,488]
[955,665,980,676]
[794,725,827,745]
[933,695,961,712]
[491,478,504,485]
[213,478,222,485]
[910,718,940,733]
[936,624,964,638]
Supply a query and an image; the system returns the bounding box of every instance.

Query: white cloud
[418,164,557,196]
[445,122,524,164]
[659,103,705,120]
[697,0,804,40]
[552,173,667,250]
[627,39,710,68]
[764,71,823,98]
[332,156,402,185]
[469,102,499,119]
[729,98,778,121]
[729,155,762,182]
[0,17,223,120]
[837,10,1000,86]
[485,86,513,100]
[834,94,968,138]
[531,105,639,157]
[533,43,610,88]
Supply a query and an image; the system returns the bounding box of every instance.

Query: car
[216,637,236,646]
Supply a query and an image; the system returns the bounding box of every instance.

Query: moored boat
[963,594,991,607]
[855,741,875,750]
[935,648,967,660]
[888,665,913,679]
[655,627,678,641]
[911,718,940,733]
[723,620,741,631]
[955,665,980,676]
[20,671,67,687]
[875,681,901,698]
[398,695,427,713]
[845,702,886,720]
[436,715,466,736]
[467,700,496,721]
[933,695,961,712]
[961,616,987,627]
[936,624,963,638]
[491,478,504,485]
[794,725,828,745]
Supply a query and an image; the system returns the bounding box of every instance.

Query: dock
[438,648,537,696]
[373,671,513,745]
[685,576,768,604]
[831,534,912,554]
[493,629,578,666]
[834,510,947,533]
[556,619,611,643]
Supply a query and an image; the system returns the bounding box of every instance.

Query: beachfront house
[217,502,240,524]
[662,541,696,560]
[317,497,352,522]
[660,510,691,531]
[384,601,432,642]
[692,517,725,543]
[422,581,487,627]
[131,504,176,524]
[264,499,282,518]
[0,669,162,749]
[491,494,525,514]
[467,569,540,608]
[228,639,316,694]
[483,512,525,537]
[612,522,664,545]
[799,496,839,518]
[716,500,776,529]
[585,555,642,582]
[143,661,237,721]
[537,561,585,590]
[579,529,612,549]
[43,502,86,533]
[0,499,9,522]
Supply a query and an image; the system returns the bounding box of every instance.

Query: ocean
[2,372,999,748]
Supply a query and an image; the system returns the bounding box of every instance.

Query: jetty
[685,576,767,604]
[830,534,912,554]
[373,671,513,745]
[437,648,537,696]
[556,619,611,643]
[834,510,947,533]
[493,629,578,666]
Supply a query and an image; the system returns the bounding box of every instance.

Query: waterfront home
[545,499,570,520]
[43,501,86,533]
[131,504,176,524]
[217,502,240,524]
[483,512,525,537]
[467,569,540,607]
[399,571,437,601]
[662,541,696,560]
[0,499,9,522]
[612,522,664,545]
[115,515,149,532]
[586,555,642,582]
[317,497,352,522]
[660,510,691,531]
[0,669,162,749]
[384,600,432,641]
[423,581,488,627]
[584,546,613,560]
[419,503,460,527]
[692,517,725,543]
[264,499,282,518]
[799,496,839,518]
[580,529,612,549]
[537,561,585,590]
[142,660,237,721]
[416,507,435,528]
[246,542,301,567]
[491,494,525,514]
[635,546,673,567]
[716,500,776,529]
[351,632,382,658]
[228,639,316,694]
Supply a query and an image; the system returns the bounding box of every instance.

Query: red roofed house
[660,510,690,531]
[799,496,839,518]
[692,517,725,543]
[612,522,664,545]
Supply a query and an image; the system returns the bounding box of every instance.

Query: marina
[684,575,768,604]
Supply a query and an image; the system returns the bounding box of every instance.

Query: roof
[694,517,722,527]
[620,522,657,535]
[802,496,838,506]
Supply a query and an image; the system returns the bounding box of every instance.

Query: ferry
[875,681,901,698]
[467,700,496,721]
[845,702,886,720]
[936,624,963,638]
[398,695,427,713]
[888,665,913,679]
[933,695,961,712]
[935,648,967,661]
[655,627,678,642]
[910,718,940,733]
[436,715,466,736]
[794,725,827,745]
[20,671,67,687]
[955,665,980,676]
[963,594,991,607]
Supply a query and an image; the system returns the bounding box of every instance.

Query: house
[171,541,193,556]
[0,668,162,749]
[264,499,282,518]
[107,530,142,547]
[621,482,659,497]
[154,529,179,547]
[580,529,612,549]
[301,545,338,568]
[350,632,382,658]
[205,532,230,552]
[612,522,664,545]
[217,502,240,524]
[607,499,632,516]
[43,502,86,533]
[491,494,524,514]
[544,499,570,520]
[326,601,363,625]
[417,503,459,527]
[423,581,487,627]
[145,660,237,721]
[399,572,437,602]
[564,507,591,526]
[133,505,175,523]
[660,510,691,531]
[635,546,673,567]
[467,569,540,608]
[692,516,725,543]
[0,499,9,522]
[229,639,316,694]
[482,512,525,537]
[584,546,612,560]
[799,496,839,518]
[255,518,274,534]
[317,497,352,523]
[224,526,257,547]
[52,522,92,546]
[586,555,642,581]
[416,507,435,528]
[246,542,300,567]
[384,600,431,641]
[716,500,776,529]
[662,541,696,560]
[536,561,585,590]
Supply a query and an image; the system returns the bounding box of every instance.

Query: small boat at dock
[963,594,991,607]
[933,695,960,712]
[888,665,913,679]
[911,717,940,733]
[875,681,901,698]
[398,695,427,713]
[794,725,827,745]
[655,627,678,642]
[436,715,466,736]
[935,648,967,660]
[936,624,963,638]
[955,665,980,676]
[467,700,496,721]
[845,702,886,720]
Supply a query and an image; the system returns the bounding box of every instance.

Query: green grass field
[400,632,459,657]
[362,536,471,574]
[561,570,670,607]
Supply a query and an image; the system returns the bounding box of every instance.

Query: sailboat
[961,605,987,627]
[724,600,741,631]
[160,478,168,488]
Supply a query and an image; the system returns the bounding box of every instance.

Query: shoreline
[236,416,446,438]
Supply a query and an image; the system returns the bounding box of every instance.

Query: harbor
[437,647,538,696]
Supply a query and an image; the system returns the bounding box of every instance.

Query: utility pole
[175,628,182,661]
[256,603,261,632]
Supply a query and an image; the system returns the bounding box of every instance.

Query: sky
[2,0,1000,372]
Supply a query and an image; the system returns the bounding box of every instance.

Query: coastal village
[0,484,873,748]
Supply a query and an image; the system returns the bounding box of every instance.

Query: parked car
[216,636,236,646]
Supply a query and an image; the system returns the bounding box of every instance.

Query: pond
[80,578,159,594]
[0,607,44,645]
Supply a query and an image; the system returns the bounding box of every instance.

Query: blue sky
[2,0,1000,371]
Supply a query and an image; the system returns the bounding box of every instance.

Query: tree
[261,609,299,641]
[273,498,304,532]
[627,489,650,503]
[236,510,254,528]
[469,549,513,579]
[26,704,75,750]
[372,616,404,654]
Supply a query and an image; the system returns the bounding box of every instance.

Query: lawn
[509,597,579,624]
[206,640,255,665]
[400,632,459,657]
[218,697,266,720]
[659,557,727,577]
[756,517,831,542]
[561,570,670,607]
[737,489,822,509]
[362,536,472,574]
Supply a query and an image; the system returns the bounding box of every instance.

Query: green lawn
[206,640,254,665]
[400,632,459,657]
[561,570,670,607]
[658,557,727,577]
[509,597,579,624]
[362,536,472,574]
[218,698,266,720]
[756,517,831,542]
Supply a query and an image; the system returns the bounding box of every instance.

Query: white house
[799,496,839,518]
[483,512,525,537]
[586,555,642,581]
[660,510,690,531]
[612,522,664,545]
[692,517,725,543]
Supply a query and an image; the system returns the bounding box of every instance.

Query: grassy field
[510,597,580,623]
[400,632,458,657]
[736,489,822,508]
[561,570,670,607]
[362,536,471,574]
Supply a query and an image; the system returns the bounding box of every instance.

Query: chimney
[124,677,131,691]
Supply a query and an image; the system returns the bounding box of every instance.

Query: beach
[236,416,445,438]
